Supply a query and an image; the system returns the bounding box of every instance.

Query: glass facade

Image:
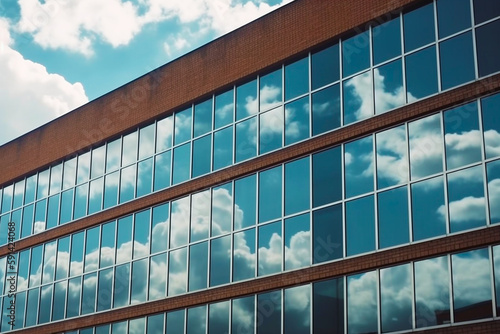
[1,0,500,333]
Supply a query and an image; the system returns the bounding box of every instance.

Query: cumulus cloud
[376,126,408,185]
[0,17,88,146]
[489,178,500,223]
[438,196,486,224]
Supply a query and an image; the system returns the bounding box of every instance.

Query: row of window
[1,0,499,244]
[8,245,499,334]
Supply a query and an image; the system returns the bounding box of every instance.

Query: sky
[0,0,293,146]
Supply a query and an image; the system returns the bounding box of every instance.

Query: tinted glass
[34,199,46,234]
[448,165,486,232]
[481,93,500,159]
[209,301,229,334]
[167,310,185,334]
[236,79,258,120]
[170,196,189,248]
[258,221,282,276]
[380,264,412,332]
[444,102,481,169]
[259,107,283,154]
[494,245,500,314]
[346,196,375,256]
[154,150,171,191]
[342,31,370,77]
[313,204,343,263]
[235,117,257,162]
[312,44,340,90]
[412,176,446,241]
[130,318,146,334]
[139,123,155,160]
[214,89,234,129]
[440,32,475,90]
[409,114,444,180]
[285,213,310,270]
[259,166,282,223]
[25,288,39,327]
[415,256,450,327]
[104,171,119,209]
[174,107,192,145]
[285,157,310,215]
[18,250,30,290]
[91,146,105,179]
[284,285,310,334]
[25,174,37,204]
[42,240,56,284]
[194,99,212,137]
[285,96,309,146]
[113,263,130,308]
[89,177,103,215]
[37,169,50,199]
[233,229,256,281]
[77,152,90,185]
[2,185,12,213]
[452,248,493,322]
[131,259,148,304]
[343,71,373,124]
[212,182,232,236]
[313,147,342,208]
[374,59,405,114]
[476,20,500,77]
[119,165,136,203]
[133,210,150,258]
[74,183,88,220]
[313,278,344,334]
[189,242,208,291]
[210,236,231,286]
[67,277,81,318]
[373,17,401,65]
[168,247,187,296]
[192,135,211,178]
[376,125,408,189]
[378,186,409,249]
[116,216,133,264]
[70,231,84,276]
[187,305,206,334]
[29,245,43,287]
[151,203,169,253]
[406,46,438,100]
[59,189,73,224]
[85,226,100,272]
[487,160,500,224]
[13,180,24,209]
[100,221,116,268]
[50,163,62,194]
[437,0,471,38]
[97,268,113,311]
[213,126,233,171]
[173,143,191,185]
[13,291,26,329]
[260,68,282,112]
[21,204,33,238]
[474,0,500,24]
[404,3,435,52]
[312,84,340,135]
[345,136,373,198]
[147,313,164,333]
[106,138,121,172]
[347,271,377,334]
[149,253,167,300]
[82,273,97,314]
[191,190,210,242]
[136,158,153,197]
[257,291,281,334]
[156,115,173,152]
[285,57,309,101]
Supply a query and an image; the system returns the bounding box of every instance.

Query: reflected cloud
[445,130,482,168]
[33,221,46,234]
[191,191,210,241]
[484,130,500,157]
[373,67,407,114]
[212,187,233,235]
[377,126,408,186]
[285,231,310,270]
[258,232,281,275]
[489,178,500,222]
[260,85,282,111]
[438,196,486,223]
[409,115,443,179]
[344,71,373,122]
[285,100,309,140]
[171,197,190,247]
[348,271,378,333]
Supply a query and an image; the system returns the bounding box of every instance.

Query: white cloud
[438,196,485,223]
[0,18,88,146]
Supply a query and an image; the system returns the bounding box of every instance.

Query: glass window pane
[444,102,482,169]
[81,272,97,315]
[213,126,233,171]
[312,84,340,136]
[119,164,136,204]
[474,0,500,24]
[313,204,343,264]
[25,174,37,204]
[494,245,500,315]
[173,143,191,185]
[11,209,21,240]
[210,236,231,287]
[100,221,116,268]
[376,125,408,189]
[258,221,282,276]
[134,209,150,258]
[378,186,409,249]
[347,271,377,334]
[0,215,8,245]
[149,253,167,300]
[157,115,173,152]
[312,43,340,90]
[187,305,206,334]
[191,190,210,242]
[345,136,374,198]
[131,259,148,304]
[96,324,111,334]
[174,107,192,145]
[404,3,435,52]
[194,99,212,138]
[346,196,375,256]
[117,216,133,264]
[151,203,169,253]
[476,20,500,77]
[168,247,187,296]
[209,300,229,334]
[97,268,113,311]
[167,310,185,334]
[236,117,257,162]
[25,288,39,327]
[285,213,310,270]
[41,241,56,285]
[139,123,155,160]
[415,255,450,327]
[59,189,73,224]
[487,160,500,224]
[91,146,105,179]
[67,277,81,318]
[122,131,138,166]
[285,285,310,334]
[285,96,309,146]
[21,204,33,238]
[192,134,211,178]
[437,0,471,38]
[257,291,281,334]
[136,158,153,197]
[406,46,438,100]
[104,171,119,209]
[236,79,258,121]
[74,183,88,220]
[409,113,444,180]
[154,150,171,191]
[212,182,232,236]
[53,281,67,321]
[37,169,50,199]
[343,71,373,125]
[85,226,100,272]
[189,242,208,291]
[259,166,282,223]
[2,185,13,214]
[313,278,344,334]
[452,248,493,322]
[440,32,475,90]
[412,176,446,241]
[481,92,500,159]
[34,199,46,234]
[285,157,310,215]
[106,138,121,172]
[380,264,412,333]
[234,174,256,230]
[70,231,84,277]
[373,17,401,65]
[374,59,405,114]
[112,321,127,333]
[448,165,486,232]
[342,31,370,77]
[113,263,130,308]
[171,196,190,248]
[13,179,24,209]
[130,317,145,334]
[233,228,256,282]
[18,250,30,291]
[285,57,309,101]
[148,314,164,333]
[215,89,234,129]
[50,163,62,195]
[260,68,282,112]
[29,245,43,288]
[260,106,283,154]
[313,146,342,207]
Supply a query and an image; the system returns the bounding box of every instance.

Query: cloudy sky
[0,0,292,146]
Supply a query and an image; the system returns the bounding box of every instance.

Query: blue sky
[0,0,292,146]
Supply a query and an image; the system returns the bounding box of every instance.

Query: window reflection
[259,106,283,154]
[194,99,212,138]
[139,123,155,160]
[70,232,84,277]
[346,196,375,256]
[233,228,256,282]
[343,71,373,125]
[210,236,231,287]
[312,44,340,90]
[39,284,52,324]
[313,278,344,334]
[260,68,282,112]
[37,169,50,200]
[25,288,39,327]
[481,93,500,159]
[119,165,136,204]
[21,204,33,238]
[13,179,24,209]
[374,59,405,114]
[17,250,30,291]
[171,196,190,248]
[91,146,105,179]
[373,17,401,65]
[380,264,412,332]
[284,285,310,334]
[42,240,56,284]
[213,126,233,171]
[129,317,145,334]
[437,0,470,38]
[77,152,90,185]
[148,313,165,333]
[347,271,377,334]
[215,89,234,129]
[312,84,341,136]
[116,216,133,264]
[167,309,185,334]
[106,139,121,173]
[285,213,310,270]
[13,291,26,329]
[104,171,119,209]
[285,157,310,215]
[257,291,281,334]
[313,204,342,263]
[149,253,167,300]
[406,46,438,100]
[113,263,130,308]
[2,185,13,214]
[34,199,46,234]
[100,221,116,268]
[168,247,187,296]
[82,272,97,315]
[342,31,370,77]
[376,125,408,189]
[97,268,113,311]
[29,245,43,288]
[50,163,62,195]
[345,136,373,198]
[85,226,100,272]
[192,134,211,178]
[313,147,342,207]
[154,150,171,191]
[136,158,153,197]
[258,221,282,276]
[122,131,138,166]
[189,242,208,291]
[60,189,73,224]
[439,32,475,90]
[487,160,500,224]
[53,281,68,321]
[474,0,500,24]
[378,186,409,249]
[285,57,308,101]
[173,143,191,185]
[285,96,309,146]
[187,305,207,334]
[211,182,232,236]
[157,116,173,152]
[494,245,500,315]
[209,300,229,334]
[259,166,282,223]
[74,183,88,220]
[131,259,148,304]
[412,176,446,241]
[133,210,150,258]
[174,107,192,145]
[234,175,256,230]
[67,277,81,318]
[237,79,258,121]
[25,174,37,204]
[152,203,169,253]
[404,3,435,52]
[235,117,257,162]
